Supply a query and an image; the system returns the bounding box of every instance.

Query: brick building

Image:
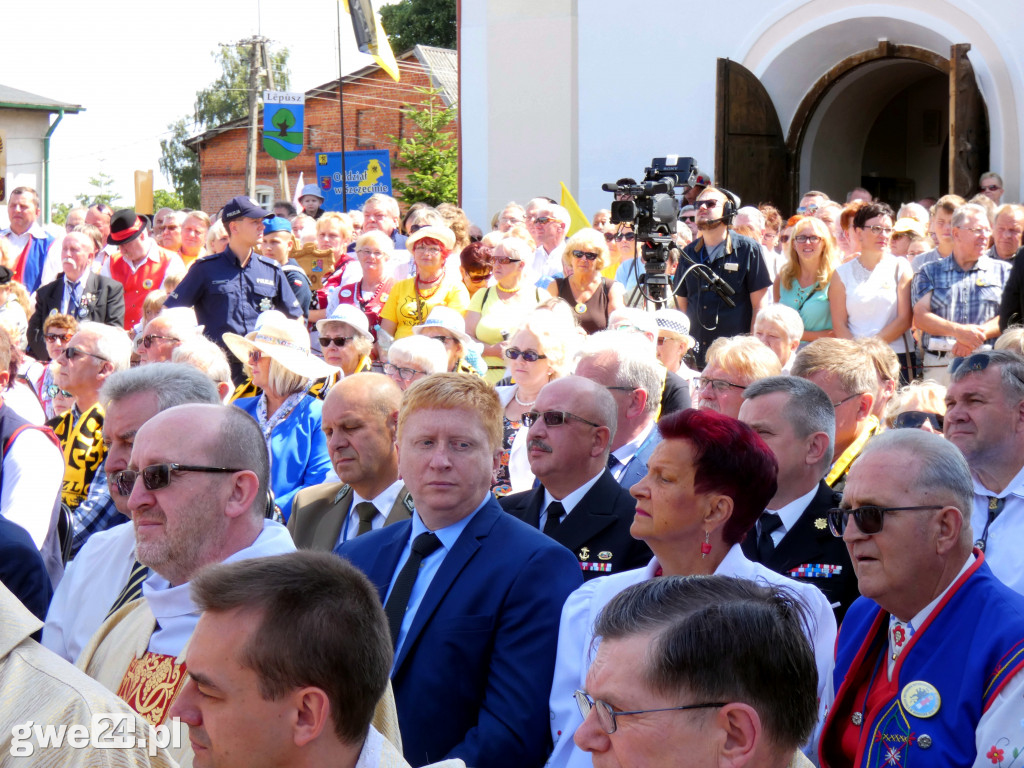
[186,45,457,215]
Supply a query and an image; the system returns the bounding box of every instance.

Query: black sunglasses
[505,348,547,362]
[893,410,944,430]
[321,336,354,348]
[827,505,944,537]
[572,250,600,262]
[949,352,1024,385]
[141,334,179,349]
[521,410,600,428]
[112,462,244,497]
[62,346,107,363]
[614,232,636,242]
[44,332,74,344]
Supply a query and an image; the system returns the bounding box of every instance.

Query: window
[255,186,273,207]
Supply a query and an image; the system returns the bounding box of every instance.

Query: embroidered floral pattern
[987,740,1023,767]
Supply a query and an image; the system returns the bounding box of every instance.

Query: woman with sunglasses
[494,311,580,496]
[465,237,548,383]
[379,225,470,340]
[774,215,839,342]
[884,379,946,432]
[32,313,78,420]
[546,408,836,768]
[315,304,374,382]
[224,311,336,520]
[547,228,624,335]
[829,202,915,382]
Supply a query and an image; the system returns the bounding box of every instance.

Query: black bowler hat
[107,209,150,247]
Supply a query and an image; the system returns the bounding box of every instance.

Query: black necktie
[975,496,1006,552]
[384,532,442,648]
[354,501,379,537]
[607,454,620,471]
[756,512,783,561]
[543,501,566,536]
[106,560,150,619]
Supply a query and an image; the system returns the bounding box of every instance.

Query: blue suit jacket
[338,496,583,768]
[616,427,662,491]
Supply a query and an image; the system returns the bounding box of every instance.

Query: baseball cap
[222,196,272,224]
[263,216,293,235]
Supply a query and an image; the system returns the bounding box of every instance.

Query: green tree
[153,189,185,211]
[159,44,290,210]
[75,172,121,208]
[273,109,296,137]
[389,87,458,207]
[380,0,456,51]
[51,202,72,226]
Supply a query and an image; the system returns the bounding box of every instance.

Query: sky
[5,0,395,214]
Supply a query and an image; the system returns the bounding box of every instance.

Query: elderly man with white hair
[137,307,203,364]
[607,307,692,415]
[527,201,572,283]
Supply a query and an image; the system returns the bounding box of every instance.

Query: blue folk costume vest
[820,553,1024,767]
[13,232,56,293]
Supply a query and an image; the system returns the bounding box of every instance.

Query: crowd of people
[0,170,1023,768]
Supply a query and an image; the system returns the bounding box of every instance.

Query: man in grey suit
[574,331,663,491]
[289,373,412,550]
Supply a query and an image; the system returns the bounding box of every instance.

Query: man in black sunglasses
[500,377,651,580]
[819,429,1024,765]
[76,404,295,756]
[944,349,1024,596]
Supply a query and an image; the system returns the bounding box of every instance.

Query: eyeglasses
[44,332,73,344]
[793,235,822,244]
[696,199,719,210]
[958,226,992,238]
[894,410,944,430]
[248,349,263,365]
[428,335,458,347]
[407,223,428,233]
[696,377,745,393]
[505,347,547,362]
[532,216,556,226]
[827,505,945,537]
[573,250,600,261]
[861,225,894,236]
[495,257,522,266]
[45,384,73,398]
[112,462,244,497]
[466,271,492,283]
[414,244,443,256]
[832,392,863,408]
[383,363,426,380]
[61,346,107,363]
[356,248,386,259]
[574,690,726,735]
[521,410,600,428]
[606,386,636,394]
[320,336,354,348]
[797,204,819,215]
[614,232,636,242]
[603,232,616,242]
[981,184,1002,192]
[141,334,179,349]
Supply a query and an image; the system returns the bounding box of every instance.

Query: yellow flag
[341,0,401,83]
[560,182,590,237]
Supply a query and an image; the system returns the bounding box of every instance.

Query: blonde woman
[773,215,838,342]
[547,227,624,334]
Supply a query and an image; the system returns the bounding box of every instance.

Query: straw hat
[223,311,337,380]
[407,225,456,252]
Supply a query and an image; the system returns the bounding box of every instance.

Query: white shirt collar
[611,420,655,468]
[765,484,821,540]
[973,462,1024,499]
[351,479,405,518]
[543,469,604,515]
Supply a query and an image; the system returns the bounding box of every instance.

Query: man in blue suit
[337,374,582,768]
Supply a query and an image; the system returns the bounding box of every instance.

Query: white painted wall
[0,109,47,202]
[461,0,1024,224]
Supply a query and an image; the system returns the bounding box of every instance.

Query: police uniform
[164,246,303,342]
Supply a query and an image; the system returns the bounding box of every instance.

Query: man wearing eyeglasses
[575,576,819,768]
[978,171,1005,206]
[913,203,1011,385]
[500,376,651,580]
[526,201,571,283]
[818,429,1024,766]
[76,403,295,764]
[137,307,203,364]
[672,187,772,368]
[337,374,581,768]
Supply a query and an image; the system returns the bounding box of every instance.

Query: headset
[718,188,741,223]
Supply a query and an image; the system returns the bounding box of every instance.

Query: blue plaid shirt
[70,459,125,556]
[911,254,1010,346]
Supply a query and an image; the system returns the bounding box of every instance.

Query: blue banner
[315,150,392,212]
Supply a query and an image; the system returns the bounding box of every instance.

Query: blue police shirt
[164,246,303,339]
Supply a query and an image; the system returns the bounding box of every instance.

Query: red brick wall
[196,59,454,215]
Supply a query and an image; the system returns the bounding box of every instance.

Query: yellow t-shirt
[381,274,471,338]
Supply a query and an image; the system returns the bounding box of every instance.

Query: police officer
[164,196,303,382]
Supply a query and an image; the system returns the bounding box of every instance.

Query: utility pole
[263,42,290,204]
[243,36,264,199]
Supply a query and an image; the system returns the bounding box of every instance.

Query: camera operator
[673,187,772,368]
